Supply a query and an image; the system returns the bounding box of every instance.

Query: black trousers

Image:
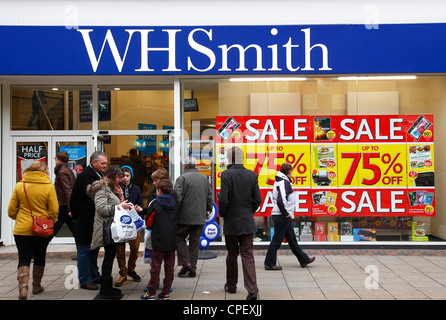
[14,235,50,268]
[102,244,121,278]
[265,215,310,267]
[53,205,76,238]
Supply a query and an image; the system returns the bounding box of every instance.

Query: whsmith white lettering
[77,28,331,73]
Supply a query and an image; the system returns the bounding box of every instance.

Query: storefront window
[97,85,175,208]
[183,76,444,243]
[11,86,93,130]
[98,85,174,131]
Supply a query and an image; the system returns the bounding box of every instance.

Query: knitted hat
[121,165,133,178]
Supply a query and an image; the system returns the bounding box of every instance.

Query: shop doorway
[99,130,175,207]
[13,136,91,243]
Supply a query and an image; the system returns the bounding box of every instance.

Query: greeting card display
[327,222,340,241]
[314,222,326,241]
[341,222,354,241]
[300,222,313,241]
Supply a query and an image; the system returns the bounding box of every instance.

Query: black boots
[99,276,123,300]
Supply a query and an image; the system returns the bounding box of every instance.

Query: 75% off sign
[244,144,311,188]
[339,144,407,188]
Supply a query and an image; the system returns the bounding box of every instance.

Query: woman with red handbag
[8,160,59,300]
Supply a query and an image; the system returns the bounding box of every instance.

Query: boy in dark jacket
[115,166,144,286]
[141,179,177,300]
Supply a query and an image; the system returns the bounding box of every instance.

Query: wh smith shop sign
[0,23,445,75]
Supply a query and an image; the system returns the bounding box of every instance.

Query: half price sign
[215,114,434,217]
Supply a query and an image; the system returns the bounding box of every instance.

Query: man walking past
[174,156,213,278]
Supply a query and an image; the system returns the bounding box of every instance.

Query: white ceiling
[0,0,445,26]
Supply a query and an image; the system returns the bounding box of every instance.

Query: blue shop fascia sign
[0,23,445,75]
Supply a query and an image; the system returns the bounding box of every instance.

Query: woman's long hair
[103,166,123,194]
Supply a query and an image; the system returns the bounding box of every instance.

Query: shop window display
[183,77,442,242]
[11,86,92,131]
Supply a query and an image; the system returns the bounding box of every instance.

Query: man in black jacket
[70,151,107,290]
[218,146,262,300]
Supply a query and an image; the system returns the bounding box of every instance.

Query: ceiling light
[229,77,307,82]
[337,76,417,81]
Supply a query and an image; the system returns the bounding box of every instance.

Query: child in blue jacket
[141,179,177,300]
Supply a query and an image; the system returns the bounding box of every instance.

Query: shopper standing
[264,163,315,270]
[70,151,107,290]
[174,156,213,278]
[218,147,262,300]
[8,161,59,300]
[114,165,144,286]
[140,179,177,300]
[88,166,132,299]
[52,151,76,240]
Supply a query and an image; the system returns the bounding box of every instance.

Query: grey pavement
[1,244,446,300]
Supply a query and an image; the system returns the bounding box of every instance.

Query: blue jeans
[265,215,310,267]
[77,243,100,286]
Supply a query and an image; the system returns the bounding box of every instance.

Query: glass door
[14,137,50,183]
[51,136,90,243]
[13,136,91,244]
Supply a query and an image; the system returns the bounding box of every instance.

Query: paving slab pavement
[1,244,446,301]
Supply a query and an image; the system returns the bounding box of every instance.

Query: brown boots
[17,265,45,300]
[17,266,29,300]
[32,265,45,295]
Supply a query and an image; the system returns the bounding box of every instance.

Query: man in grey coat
[218,146,262,300]
[174,156,213,277]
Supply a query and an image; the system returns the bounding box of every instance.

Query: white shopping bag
[127,204,145,233]
[143,228,152,264]
[110,205,137,243]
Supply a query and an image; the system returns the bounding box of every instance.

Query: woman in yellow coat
[8,160,59,300]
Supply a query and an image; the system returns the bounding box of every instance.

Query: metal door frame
[10,135,91,244]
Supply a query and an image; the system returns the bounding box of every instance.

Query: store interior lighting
[337,76,417,81]
[229,77,307,82]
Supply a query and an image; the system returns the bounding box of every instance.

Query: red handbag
[23,182,54,237]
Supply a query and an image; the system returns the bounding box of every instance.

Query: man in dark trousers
[218,146,262,300]
[174,157,213,278]
[70,151,107,290]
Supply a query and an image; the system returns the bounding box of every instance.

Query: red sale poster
[215,114,434,217]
